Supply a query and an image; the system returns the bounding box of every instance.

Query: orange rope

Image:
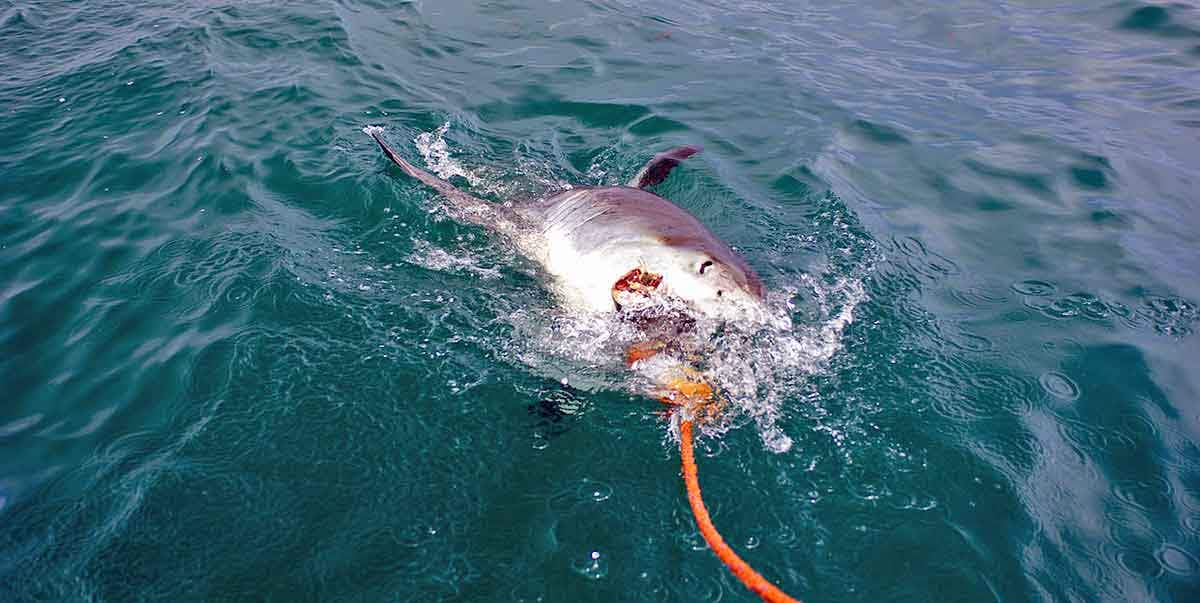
[680,419,801,603]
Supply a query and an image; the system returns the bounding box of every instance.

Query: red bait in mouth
[611,267,663,311]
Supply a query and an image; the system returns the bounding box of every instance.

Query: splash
[413,122,483,187]
[502,273,869,453]
[404,239,503,280]
[708,276,868,453]
[412,122,574,197]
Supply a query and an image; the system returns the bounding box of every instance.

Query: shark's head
[539,185,768,321]
[628,243,765,322]
[670,254,765,319]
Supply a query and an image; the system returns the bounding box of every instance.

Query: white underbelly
[530,228,667,313]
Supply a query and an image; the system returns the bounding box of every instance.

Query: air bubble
[571,550,608,579]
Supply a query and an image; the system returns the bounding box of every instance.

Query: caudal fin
[364,126,497,227]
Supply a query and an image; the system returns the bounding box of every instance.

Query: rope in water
[679,419,801,603]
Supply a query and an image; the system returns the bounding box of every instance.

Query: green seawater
[2,1,1199,600]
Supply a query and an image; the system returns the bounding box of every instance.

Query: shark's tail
[365,126,501,229]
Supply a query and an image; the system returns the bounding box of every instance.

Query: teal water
[3,0,1200,600]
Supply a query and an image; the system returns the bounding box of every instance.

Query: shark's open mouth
[611,267,663,312]
[611,267,701,361]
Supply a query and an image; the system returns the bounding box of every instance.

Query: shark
[366,129,766,326]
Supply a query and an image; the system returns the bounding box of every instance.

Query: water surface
[2,1,1199,601]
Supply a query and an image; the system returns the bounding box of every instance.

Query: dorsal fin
[628,145,702,189]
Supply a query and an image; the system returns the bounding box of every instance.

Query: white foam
[500,273,869,453]
[712,276,868,453]
[404,239,502,280]
[413,122,483,187]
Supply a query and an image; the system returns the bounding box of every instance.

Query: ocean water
[2,0,1199,600]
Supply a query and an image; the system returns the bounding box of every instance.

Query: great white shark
[366,128,767,324]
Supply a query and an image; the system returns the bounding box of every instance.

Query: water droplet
[1112,478,1172,512]
[1012,280,1056,296]
[571,550,608,579]
[1117,549,1163,577]
[912,494,938,511]
[578,481,612,502]
[1183,513,1200,536]
[1039,371,1080,400]
[1158,544,1199,575]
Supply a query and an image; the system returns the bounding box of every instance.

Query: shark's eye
[699,260,714,275]
[716,290,724,297]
